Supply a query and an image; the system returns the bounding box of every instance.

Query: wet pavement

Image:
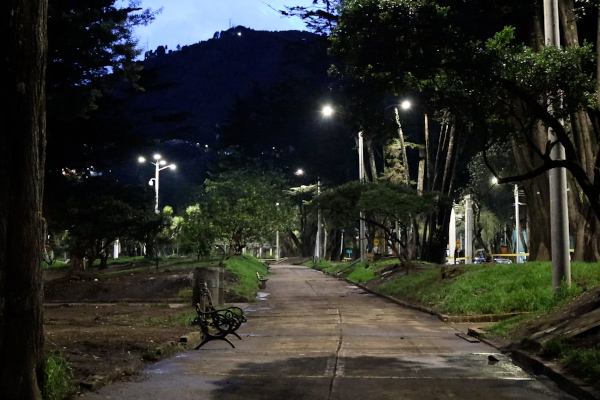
[82,264,574,399]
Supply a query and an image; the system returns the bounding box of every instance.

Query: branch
[493,76,578,161]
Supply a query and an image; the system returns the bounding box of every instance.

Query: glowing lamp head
[138,156,146,163]
[170,164,177,170]
[153,154,161,160]
[322,105,334,117]
[400,100,411,110]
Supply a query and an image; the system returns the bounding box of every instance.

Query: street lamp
[138,154,176,213]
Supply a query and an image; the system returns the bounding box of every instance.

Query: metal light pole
[358,132,366,263]
[514,184,521,263]
[314,178,322,263]
[449,206,456,264]
[276,230,280,261]
[138,154,176,214]
[464,195,473,264]
[544,0,571,291]
[275,202,280,262]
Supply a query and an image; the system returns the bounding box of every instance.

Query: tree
[53,179,159,269]
[318,181,441,267]
[178,205,216,260]
[45,0,160,174]
[202,169,293,255]
[0,1,47,398]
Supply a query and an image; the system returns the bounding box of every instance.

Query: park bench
[256,272,268,289]
[192,282,246,349]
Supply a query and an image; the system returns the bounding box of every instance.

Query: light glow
[322,105,334,117]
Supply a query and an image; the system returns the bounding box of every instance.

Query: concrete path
[83,264,574,399]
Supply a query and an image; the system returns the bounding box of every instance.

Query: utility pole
[544,0,571,292]
[464,195,473,264]
[449,206,456,264]
[514,185,522,264]
[314,178,322,263]
[358,132,366,262]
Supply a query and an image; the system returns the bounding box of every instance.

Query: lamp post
[358,131,366,262]
[275,202,280,262]
[138,154,176,214]
[314,178,322,263]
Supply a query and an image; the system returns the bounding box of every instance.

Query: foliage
[47,0,160,117]
[43,352,75,400]
[177,205,215,260]
[317,180,441,264]
[45,0,161,187]
[202,169,294,254]
[52,178,164,268]
[280,0,340,35]
[346,265,376,282]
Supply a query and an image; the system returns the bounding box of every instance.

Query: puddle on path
[256,292,270,301]
[244,307,271,313]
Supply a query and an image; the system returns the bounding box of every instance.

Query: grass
[44,351,75,400]
[106,309,197,327]
[224,255,269,301]
[43,260,69,270]
[347,264,377,282]
[536,338,600,384]
[374,262,600,315]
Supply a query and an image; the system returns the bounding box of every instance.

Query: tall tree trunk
[366,138,378,182]
[395,107,411,184]
[0,1,48,398]
[559,0,600,261]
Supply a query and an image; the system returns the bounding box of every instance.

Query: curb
[323,270,600,400]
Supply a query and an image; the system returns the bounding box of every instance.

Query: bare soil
[43,264,234,393]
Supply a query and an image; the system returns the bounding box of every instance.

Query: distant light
[205,144,208,148]
[153,154,161,160]
[237,32,242,36]
[275,202,280,206]
[400,100,411,110]
[295,169,304,176]
[138,156,146,163]
[322,105,334,117]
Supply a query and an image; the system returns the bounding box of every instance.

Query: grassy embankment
[312,259,600,384]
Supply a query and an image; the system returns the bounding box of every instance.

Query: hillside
[99,27,355,204]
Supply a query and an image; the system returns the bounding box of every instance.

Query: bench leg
[195,334,236,350]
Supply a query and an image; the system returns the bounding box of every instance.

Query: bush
[44,352,75,400]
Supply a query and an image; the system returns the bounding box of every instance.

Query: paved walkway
[83,264,574,399]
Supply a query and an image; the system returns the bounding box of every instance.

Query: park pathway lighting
[138,154,176,214]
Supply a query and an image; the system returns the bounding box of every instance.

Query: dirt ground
[43,265,226,393]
